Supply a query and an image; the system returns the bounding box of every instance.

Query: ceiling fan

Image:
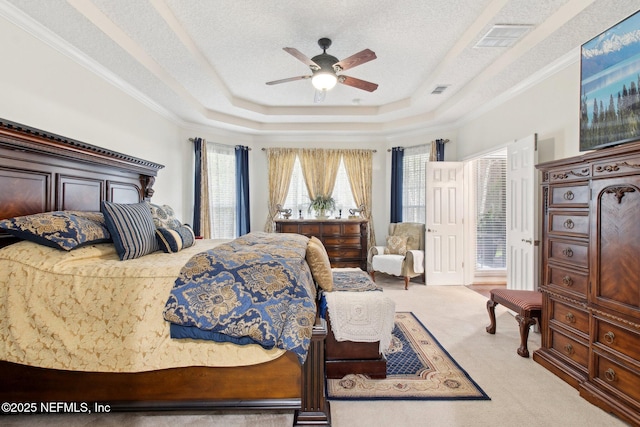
[266,38,378,101]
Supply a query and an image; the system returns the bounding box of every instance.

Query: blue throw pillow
[0,211,111,251]
[156,225,195,253]
[150,203,182,229]
[101,201,159,260]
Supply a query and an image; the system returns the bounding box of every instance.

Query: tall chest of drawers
[275,219,368,270]
[535,142,640,426]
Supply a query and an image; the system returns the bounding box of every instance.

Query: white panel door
[506,134,538,291]
[426,162,464,285]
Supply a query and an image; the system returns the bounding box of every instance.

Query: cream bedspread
[0,240,287,373]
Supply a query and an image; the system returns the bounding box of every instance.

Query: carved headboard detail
[0,119,165,247]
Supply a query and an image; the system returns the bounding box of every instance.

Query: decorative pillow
[156,225,196,253]
[65,210,108,226]
[305,236,334,291]
[384,235,408,255]
[150,203,182,229]
[101,201,160,260]
[0,211,111,251]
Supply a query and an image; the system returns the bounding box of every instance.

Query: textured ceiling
[2,0,639,137]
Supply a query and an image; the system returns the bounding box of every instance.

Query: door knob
[427,228,438,233]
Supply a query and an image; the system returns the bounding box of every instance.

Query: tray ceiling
[2,0,639,136]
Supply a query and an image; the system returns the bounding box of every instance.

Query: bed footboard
[0,317,329,425]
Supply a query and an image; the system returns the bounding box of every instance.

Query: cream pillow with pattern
[384,235,408,255]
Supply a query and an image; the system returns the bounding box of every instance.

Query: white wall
[0,16,186,221]
[457,59,582,163]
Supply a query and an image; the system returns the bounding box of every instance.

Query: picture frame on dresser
[580,9,640,151]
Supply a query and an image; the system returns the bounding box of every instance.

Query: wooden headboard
[0,119,164,247]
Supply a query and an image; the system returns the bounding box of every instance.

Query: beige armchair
[369,222,425,290]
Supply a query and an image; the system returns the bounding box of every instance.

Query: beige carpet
[2,274,628,427]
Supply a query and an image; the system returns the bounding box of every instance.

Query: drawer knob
[562,248,574,258]
[604,331,615,345]
[604,368,617,382]
[564,343,574,355]
[563,190,575,200]
[562,275,573,287]
[565,312,575,323]
[563,219,575,229]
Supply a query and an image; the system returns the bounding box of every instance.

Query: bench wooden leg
[403,276,409,290]
[486,299,497,334]
[515,314,537,358]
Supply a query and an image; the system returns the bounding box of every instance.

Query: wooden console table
[275,219,368,270]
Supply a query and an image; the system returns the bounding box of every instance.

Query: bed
[0,119,330,426]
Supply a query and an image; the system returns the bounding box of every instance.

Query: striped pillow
[156,225,195,253]
[101,201,160,260]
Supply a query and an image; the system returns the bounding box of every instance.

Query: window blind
[206,142,236,239]
[402,144,430,223]
[473,150,507,270]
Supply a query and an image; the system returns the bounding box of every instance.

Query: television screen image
[580,9,640,151]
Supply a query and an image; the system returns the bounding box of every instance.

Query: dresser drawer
[279,223,302,233]
[550,299,589,335]
[593,352,640,404]
[549,212,589,237]
[322,224,342,234]
[299,224,321,235]
[548,239,588,268]
[343,223,362,234]
[550,328,589,370]
[594,317,640,361]
[323,236,361,246]
[326,248,363,259]
[549,184,590,207]
[547,265,588,298]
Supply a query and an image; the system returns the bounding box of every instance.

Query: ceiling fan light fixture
[312,72,338,91]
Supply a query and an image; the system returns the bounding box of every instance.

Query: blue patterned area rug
[326,312,490,400]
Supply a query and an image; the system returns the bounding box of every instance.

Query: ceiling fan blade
[283,47,320,70]
[333,49,376,72]
[266,75,311,85]
[338,75,379,92]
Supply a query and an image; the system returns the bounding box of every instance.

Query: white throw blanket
[325,291,395,354]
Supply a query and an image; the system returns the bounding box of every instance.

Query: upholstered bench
[485,288,542,358]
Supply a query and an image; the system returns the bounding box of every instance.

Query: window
[402,145,430,223]
[282,156,356,218]
[331,158,357,217]
[282,156,309,217]
[473,150,507,271]
[206,143,236,239]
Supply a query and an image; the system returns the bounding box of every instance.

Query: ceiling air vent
[475,24,533,48]
[431,85,449,95]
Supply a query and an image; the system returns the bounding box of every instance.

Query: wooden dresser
[535,141,640,426]
[275,219,368,270]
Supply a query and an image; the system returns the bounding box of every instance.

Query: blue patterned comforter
[163,232,316,364]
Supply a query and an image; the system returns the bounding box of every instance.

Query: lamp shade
[312,72,338,91]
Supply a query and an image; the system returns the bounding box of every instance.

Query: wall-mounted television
[580,9,640,151]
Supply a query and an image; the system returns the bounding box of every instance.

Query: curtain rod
[188,138,251,150]
[260,148,377,152]
[386,139,450,152]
